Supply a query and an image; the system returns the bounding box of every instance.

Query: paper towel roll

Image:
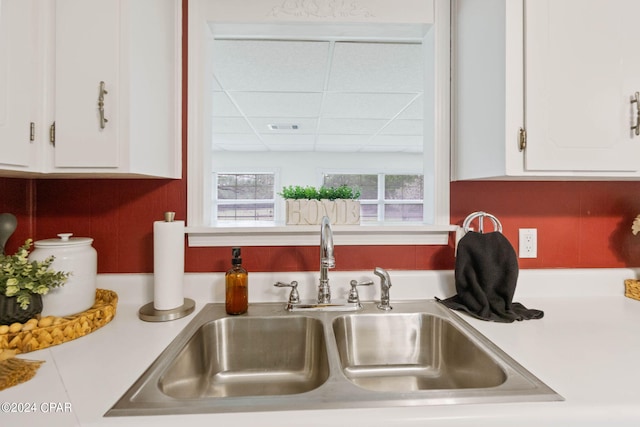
[153,219,185,310]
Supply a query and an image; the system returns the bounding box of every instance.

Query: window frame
[186,0,454,247]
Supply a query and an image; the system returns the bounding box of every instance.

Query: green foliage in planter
[279,185,361,200]
[0,239,70,310]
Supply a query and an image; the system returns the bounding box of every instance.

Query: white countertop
[3,268,640,426]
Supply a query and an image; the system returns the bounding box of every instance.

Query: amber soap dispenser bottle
[225,247,248,315]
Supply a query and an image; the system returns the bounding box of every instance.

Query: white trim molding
[187,224,456,247]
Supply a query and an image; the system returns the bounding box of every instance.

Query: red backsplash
[0,178,34,250]
[451,180,640,269]
[3,177,640,273]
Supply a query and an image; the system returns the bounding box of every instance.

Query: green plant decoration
[279,185,361,201]
[0,239,70,310]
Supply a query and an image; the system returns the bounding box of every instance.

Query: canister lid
[34,233,94,247]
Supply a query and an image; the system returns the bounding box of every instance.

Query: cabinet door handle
[631,92,640,136]
[98,81,109,129]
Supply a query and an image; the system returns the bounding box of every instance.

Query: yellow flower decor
[633,215,640,236]
[0,239,70,309]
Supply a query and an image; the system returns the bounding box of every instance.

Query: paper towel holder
[138,298,195,322]
[139,211,196,322]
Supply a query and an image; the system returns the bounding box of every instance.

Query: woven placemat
[0,289,118,354]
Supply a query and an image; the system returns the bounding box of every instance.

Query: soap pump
[225,247,248,315]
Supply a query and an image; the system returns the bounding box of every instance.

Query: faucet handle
[274,281,300,304]
[347,279,374,304]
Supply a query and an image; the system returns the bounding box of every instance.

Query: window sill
[186,224,457,247]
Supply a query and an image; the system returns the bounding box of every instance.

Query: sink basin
[106,301,562,417]
[160,316,329,398]
[333,313,506,392]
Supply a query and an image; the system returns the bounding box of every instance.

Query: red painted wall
[451,181,640,269]
[2,178,640,273]
[0,178,34,250]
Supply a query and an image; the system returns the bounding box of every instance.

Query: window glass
[323,173,424,223]
[214,173,275,222]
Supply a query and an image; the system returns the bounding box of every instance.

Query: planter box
[285,199,360,225]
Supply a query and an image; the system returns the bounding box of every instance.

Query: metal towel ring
[462,211,503,234]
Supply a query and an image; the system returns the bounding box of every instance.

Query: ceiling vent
[268,124,299,131]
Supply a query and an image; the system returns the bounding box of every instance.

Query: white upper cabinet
[52,0,181,177]
[453,0,640,179]
[54,0,120,169]
[0,0,41,172]
[0,0,181,178]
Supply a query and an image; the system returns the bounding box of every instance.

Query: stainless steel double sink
[106,300,562,417]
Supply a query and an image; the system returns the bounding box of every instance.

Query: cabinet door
[54,0,120,168]
[524,0,640,172]
[0,0,39,168]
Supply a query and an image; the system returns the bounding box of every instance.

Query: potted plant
[0,239,70,324]
[279,185,362,225]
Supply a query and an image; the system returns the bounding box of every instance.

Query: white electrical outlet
[519,228,537,258]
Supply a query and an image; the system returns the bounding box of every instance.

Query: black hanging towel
[437,212,544,323]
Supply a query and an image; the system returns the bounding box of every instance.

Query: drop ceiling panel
[210,78,223,91]
[328,42,424,92]
[396,96,423,120]
[212,133,265,151]
[316,145,366,152]
[318,118,389,135]
[212,117,254,133]
[322,93,417,119]
[209,38,425,153]
[316,135,371,152]
[370,135,423,152]
[380,119,423,135]
[260,134,317,150]
[264,143,316,152]
[230,92,323,117]
[211,92,242,116]
[315,136,370,152]
[212,40,330,91]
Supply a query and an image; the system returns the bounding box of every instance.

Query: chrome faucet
[374,267,392,310]
[273,217,369,311]
[318,216,335,304]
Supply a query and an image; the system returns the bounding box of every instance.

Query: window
[186,0,453,246]
[214,173,275,223]
[323,173,424,223]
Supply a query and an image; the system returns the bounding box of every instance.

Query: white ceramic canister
[28,233,97,317]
